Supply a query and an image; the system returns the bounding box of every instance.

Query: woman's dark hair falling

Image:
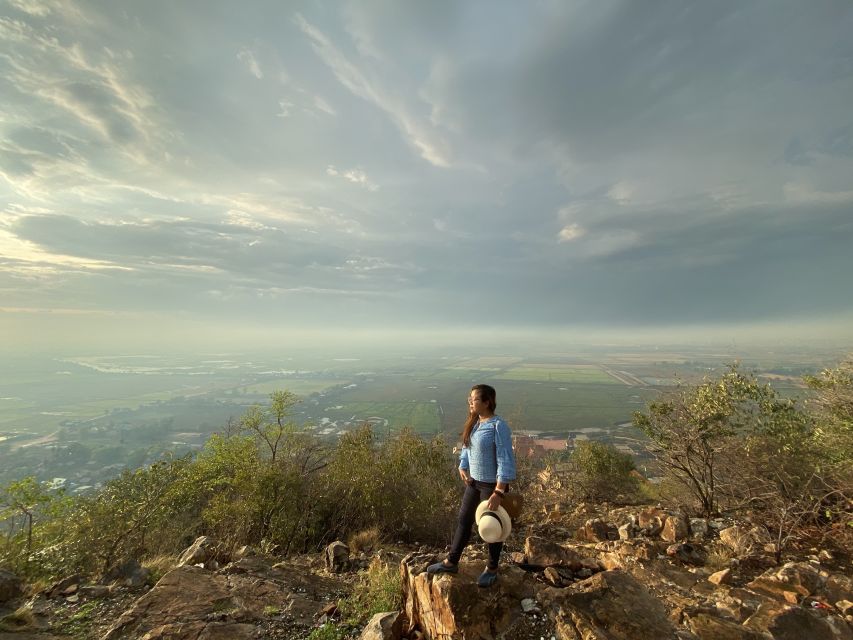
[462,384,497,447]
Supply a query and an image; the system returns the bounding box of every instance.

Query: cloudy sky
[1,0,852,348]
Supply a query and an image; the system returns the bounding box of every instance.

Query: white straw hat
[475,501,512,543]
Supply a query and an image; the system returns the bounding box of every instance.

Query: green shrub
[307,622,349,640]
[566,441,639,503]
[338,558,401,627]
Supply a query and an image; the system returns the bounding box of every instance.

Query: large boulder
[401,553,537,640]
[743,601,853,640]
[0,569,23,602]
[541,570,680,640]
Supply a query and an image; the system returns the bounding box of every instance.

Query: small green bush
[567,441,639,503]
[307,621,349,640]
[338,558,401,627]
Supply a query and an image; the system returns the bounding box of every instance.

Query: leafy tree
[633,366,803,517]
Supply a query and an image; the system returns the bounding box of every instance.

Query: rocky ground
[1,500,852,639]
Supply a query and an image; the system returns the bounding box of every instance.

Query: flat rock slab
[101,562,343,640]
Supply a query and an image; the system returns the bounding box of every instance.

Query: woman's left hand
[487,492,502,511]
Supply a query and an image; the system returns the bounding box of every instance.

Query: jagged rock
[0,569,23,603]
[401,553,536,639]
[689,519,709,540]
[743,601,853,640]
[177,536,227,568]
[541,570,679,639]
[79,585,110,598]
[639,507,666,536]
[46,574,81,598]
[618,523,635,540]
[578,518,617,542]
[827,573,853,605]
[837,600,853,616]
[525,536,583,569]
[746,562,825,603]
[684,612,768,639]
[102,559,150,588]
[359,611,402,640]
[325,541,350,573]
[666,543,706,566]
[661,515,689,543]
[708,568,732,586]
[544,567,564,587]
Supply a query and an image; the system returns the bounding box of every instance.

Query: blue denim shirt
[458,415,517,484]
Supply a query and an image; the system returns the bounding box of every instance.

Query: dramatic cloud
[0,0,851,339]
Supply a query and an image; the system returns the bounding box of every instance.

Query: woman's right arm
[458,447,472,484]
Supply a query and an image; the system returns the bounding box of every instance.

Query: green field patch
[495,367,618,384]
[429,368,497,380]
[238,378,341,396]
[453,356,522,369]
[324,401,441,434]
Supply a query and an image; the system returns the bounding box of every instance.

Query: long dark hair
[462,384,497,447]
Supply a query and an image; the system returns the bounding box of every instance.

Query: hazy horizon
[2,2,852,352]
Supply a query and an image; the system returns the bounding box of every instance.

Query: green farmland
[495,365,620,384]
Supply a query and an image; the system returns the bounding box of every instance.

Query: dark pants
[448,480,502,569]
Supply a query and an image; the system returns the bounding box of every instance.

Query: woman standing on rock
[428,384,517,587]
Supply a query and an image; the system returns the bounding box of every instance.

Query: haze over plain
[1,1,852,351]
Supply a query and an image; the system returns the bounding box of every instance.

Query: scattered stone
[521,598,538,613]
[619,523,635,540]
[639,507,665,536]
[524,536,583,569]
[578,518,617,542]
[666,543,706,566]
[359,611,402,640]
[837,600,853,616]
[689,518,709,540]
[661,514,689,543]
[325,541,350,573]
[826,573,853,605]
[510,551,527,564]
[708,568,732,586]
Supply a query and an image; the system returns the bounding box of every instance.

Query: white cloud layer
[0,1,851,336]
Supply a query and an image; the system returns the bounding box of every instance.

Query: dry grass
[347,527,381,554]
[705,543,737,571]
[142,554,178,584]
